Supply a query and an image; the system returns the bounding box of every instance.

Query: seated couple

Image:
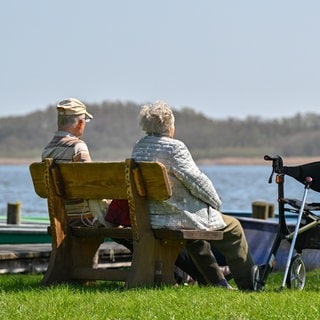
[42,98,257,291]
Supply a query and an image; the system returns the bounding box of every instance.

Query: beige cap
[56,98,93,120]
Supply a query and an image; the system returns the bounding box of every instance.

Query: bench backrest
[30,159,171,200]
[29,158,172,240]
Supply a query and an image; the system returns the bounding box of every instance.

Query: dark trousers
[186,214,255,290]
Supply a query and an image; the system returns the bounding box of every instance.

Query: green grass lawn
[1,270,320,320]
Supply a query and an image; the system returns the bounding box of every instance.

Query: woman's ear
[169,125,175,138]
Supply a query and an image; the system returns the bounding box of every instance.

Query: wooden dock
[0,242,132,274]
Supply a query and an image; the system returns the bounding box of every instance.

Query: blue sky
[1,0,320,120]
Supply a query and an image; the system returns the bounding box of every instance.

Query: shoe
[216,278,236,290]
[219,265,232,280]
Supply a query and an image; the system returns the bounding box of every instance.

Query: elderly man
[42,98,107,226]
[42,98,93,162]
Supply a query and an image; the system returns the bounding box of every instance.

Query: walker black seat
[284,161,320,192]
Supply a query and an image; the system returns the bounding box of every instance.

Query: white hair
[139,100,175,136]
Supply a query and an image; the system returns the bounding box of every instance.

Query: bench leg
[41,237,72,285]
[71,236,104,270]
[41,236,104,285]
[126,235,184,288]
[126,233,155,288]
[154,240,184,286]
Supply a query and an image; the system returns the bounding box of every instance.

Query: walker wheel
[252,265,265,291]
[286,255,306,290]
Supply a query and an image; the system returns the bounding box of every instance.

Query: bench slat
[58,162,128,199]
[71,226,223,241]
[153,228,223,241]
[71,226,133,239]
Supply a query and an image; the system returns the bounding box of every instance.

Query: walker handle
[264,154,284,183]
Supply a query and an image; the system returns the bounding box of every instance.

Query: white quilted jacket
[131,135,226,230]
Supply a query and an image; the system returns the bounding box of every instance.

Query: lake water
[1,164,320,219]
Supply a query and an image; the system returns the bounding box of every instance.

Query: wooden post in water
[251,201,269,220]
[7,202,21,224]
[268,203,275,218]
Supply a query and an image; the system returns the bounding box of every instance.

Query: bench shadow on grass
[2,271,320,293]
[0,274,128,293]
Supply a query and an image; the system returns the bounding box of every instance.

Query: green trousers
[186,214,255,290]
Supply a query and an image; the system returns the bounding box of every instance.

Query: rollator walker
[253,155,320,291]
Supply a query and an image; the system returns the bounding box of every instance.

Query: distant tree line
[1,100,320,161]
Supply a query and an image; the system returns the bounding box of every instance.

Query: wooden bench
[29,158,223,288]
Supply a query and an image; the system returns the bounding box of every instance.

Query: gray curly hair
[139,100,175,136]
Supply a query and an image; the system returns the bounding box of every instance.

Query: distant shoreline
[0,158,39,165]
[196,156,320,166]
[1,156,319,166]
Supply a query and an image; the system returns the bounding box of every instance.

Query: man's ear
[76,118,85,129]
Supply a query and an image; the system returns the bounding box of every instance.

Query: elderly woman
[131,100,257,290]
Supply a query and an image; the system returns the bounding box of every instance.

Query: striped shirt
[41,130,91,163]
[41,131,91,217]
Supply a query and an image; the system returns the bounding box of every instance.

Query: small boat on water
[219,211,320,271]
[0,223,50,244]
[1,213,320,272]
[235,213,320,271]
